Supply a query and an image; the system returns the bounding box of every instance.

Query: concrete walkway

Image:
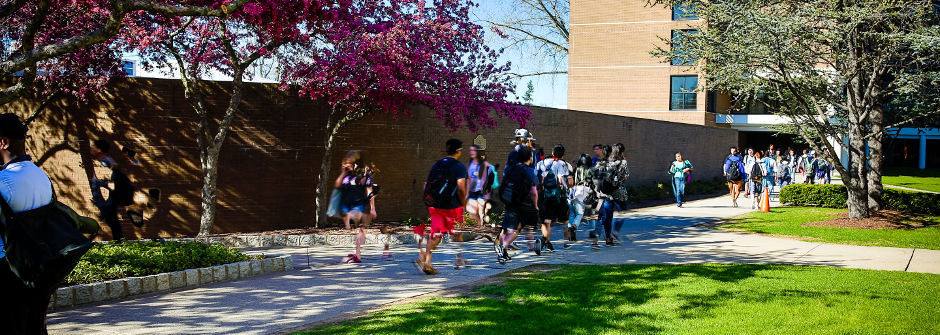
[46,195,940,335]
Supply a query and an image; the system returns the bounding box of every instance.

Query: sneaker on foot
[422,264,438,275]
[492,243,503,258]
[545,240,555,252]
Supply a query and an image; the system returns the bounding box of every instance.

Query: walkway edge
[49,255,294,311]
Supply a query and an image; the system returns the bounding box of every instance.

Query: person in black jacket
[90,140,136,241]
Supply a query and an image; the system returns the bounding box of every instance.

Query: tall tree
[0,0,252,107]
[653,0,940,219]
[481,0,568,78]
[280,0,530,227]
[133,0,346,235]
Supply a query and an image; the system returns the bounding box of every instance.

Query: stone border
[155,232,452,248]
[50,255,294,310]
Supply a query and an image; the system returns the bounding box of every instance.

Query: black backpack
[423,159,458,207]
[110,168,135,207]
[594,163,617,194]
[726,159,742,181]
[750,163,764,181]
[499,163,531,207]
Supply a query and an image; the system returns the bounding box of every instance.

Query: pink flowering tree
[280,0,531,227]
[132,0,348,235]
[0,0,252,108]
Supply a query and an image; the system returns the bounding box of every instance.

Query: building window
[671,29,699,66]
[672,2,699,20]
[122,61,135,76]
[670,76,698,110]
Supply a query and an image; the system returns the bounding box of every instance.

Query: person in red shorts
[418,138,468,275]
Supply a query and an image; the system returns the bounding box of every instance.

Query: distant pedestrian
[723,147,746,207]
[803,151,817,184]
[335,150,378,263]
[750,151,767,210]
[534,144,573,253]
[419,139,468,275]
[593,143,630,245]
[591,144,604,165]
[813,152,831,184]
[507,129,540,169]
[90,139,137,241]
[761,152,777,194]
[0,113,57,334]
[567,154,594,244]
[669,152,693,207]
[495,147,540,264]
[466,145,492,227]
[744,148,756,197]
[776,158,793,189]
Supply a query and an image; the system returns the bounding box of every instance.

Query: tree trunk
[867,104,885,211]
[198,146,221,236]
[314,135,335,228]
[846,115,870,220]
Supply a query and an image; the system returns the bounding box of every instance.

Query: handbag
[0,189,95,291]
[327,188,342,218]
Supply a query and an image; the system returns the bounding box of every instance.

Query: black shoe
[568,227,577,241]
[493,242,503,258]
[533,238,542,255]
[544,239,555,252]
[503,246,512,261]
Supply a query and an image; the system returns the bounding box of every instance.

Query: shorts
[501,207,539,230]
[341,204,366,214]
[468,191,488,200]
[429,207,464,238]
[539,197,568,222]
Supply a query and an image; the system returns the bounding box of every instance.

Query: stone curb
[50,255,294,310]
[156,232,456,248]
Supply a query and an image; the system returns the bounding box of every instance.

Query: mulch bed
[804,210,933,230]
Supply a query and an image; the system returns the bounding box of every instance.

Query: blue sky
[473,1,569,109]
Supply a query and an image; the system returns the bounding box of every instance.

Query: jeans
[568,199,585,228]
[600,200,627,240]
[672,177,686,205]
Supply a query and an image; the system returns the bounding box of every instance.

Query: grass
[297,264,940,334]
[717,206,940,250]
[882,167,940,193]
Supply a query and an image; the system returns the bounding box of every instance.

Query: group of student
[413,128,699,274]
[722,145,833,209]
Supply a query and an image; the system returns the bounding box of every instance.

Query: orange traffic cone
[760,192,771,212]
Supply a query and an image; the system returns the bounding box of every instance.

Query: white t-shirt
[535,158,572,186]
[0,160,54,259]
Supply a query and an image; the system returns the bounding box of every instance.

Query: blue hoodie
[723,154,746,177]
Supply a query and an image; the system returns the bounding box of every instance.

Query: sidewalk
[46,195,940,335]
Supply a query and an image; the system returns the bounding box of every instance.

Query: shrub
[779,184,940,215]
[64,241,250,286]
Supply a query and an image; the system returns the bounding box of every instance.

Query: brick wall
[7,78,737,239]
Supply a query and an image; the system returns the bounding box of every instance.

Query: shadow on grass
[302,264,773,334]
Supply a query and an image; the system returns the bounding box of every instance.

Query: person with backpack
[506,129,540,170]
[723,146,746,207]
[419,139,468,275]
[668,152,694,207]
[750,151,768,210]
[466,145,492,227]
[776,158,794,189]
[592,143,630,245]
[534,144,574,253]
[90,139,137,241]
[813,152,831,184]
[743,148,756,197]
[494,147,539,264]
[335,150,378,263]
[761,152,777,194]
[567,154,594,244]
[803,151,817,184]
[0,114,58,333]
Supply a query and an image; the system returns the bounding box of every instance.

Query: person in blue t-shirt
[723,146,746,208]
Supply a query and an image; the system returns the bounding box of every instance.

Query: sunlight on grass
[297,264,940,335]
[882,168,940,193]
[719,207,940,250]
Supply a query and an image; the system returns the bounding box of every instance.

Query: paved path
[46,195,940,335]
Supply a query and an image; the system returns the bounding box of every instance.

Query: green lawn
[882,167,940,193]
[718,206,940,250]
[297,264,940,334]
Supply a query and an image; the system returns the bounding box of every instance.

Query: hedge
[627,177,728,203]
[64,241,251,286]
[779,184,940,215]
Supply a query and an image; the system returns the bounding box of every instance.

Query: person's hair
[612,143,626,160]
[516,145,532,163]
[445,138,462,155]
[601,145,611,159]
[576,154,591,168]
[94,139,111,153]
[593,144,603,150]
[552,144,565,158]
[470,144,487,179]
[754,151,763,158]
[675,152,683,160]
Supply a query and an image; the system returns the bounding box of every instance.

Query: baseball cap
[0,113,27,139]
[513,128,535,141]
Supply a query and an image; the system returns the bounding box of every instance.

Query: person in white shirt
[0,113,56,334]
[534,144,573,252]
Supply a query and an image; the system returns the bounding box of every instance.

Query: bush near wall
[779,184,940,215]
[627,177,728,203]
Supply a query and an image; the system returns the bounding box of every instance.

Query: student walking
[592,143,630,245]
[567,154,594,244]
[761,152,777,194]
[750,151,768,210]
[466,145,492,227]
[0,114,58,334]
[534,144,574,253]
[89,139,137,241]
[507,129,540,169]
[776,158,794,189]
[495,148,540,264]
[335,150,378,263]
[744,148,757,197]
[669,152,693,207]
[723,147,746,207]
[803,151,817,184]
[419,139,468,275]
